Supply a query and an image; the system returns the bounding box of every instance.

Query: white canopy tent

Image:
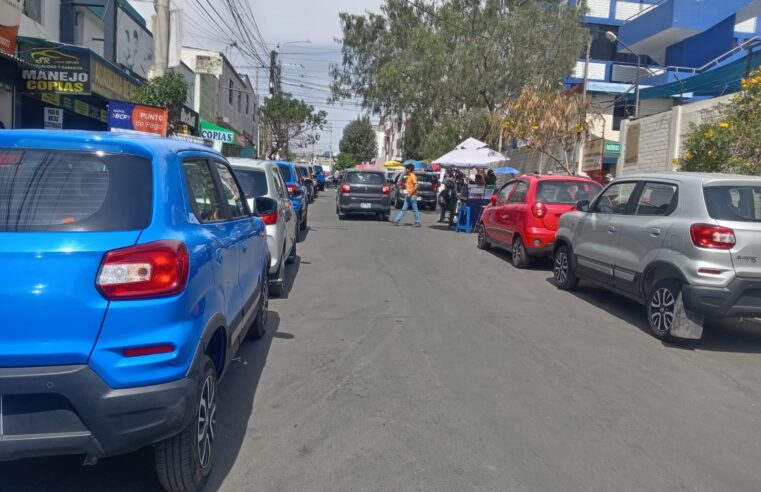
[433,138,508,169]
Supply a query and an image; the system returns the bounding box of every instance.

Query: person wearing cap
[391,163,421,227]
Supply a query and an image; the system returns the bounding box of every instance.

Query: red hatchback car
[477,175,602,268]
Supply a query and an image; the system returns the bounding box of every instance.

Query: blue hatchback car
[276,160,308,232]
[0,131,270,492]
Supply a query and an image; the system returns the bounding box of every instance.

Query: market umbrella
[383,160,402,168]
[433,138,508,169]
[493,166,520,174]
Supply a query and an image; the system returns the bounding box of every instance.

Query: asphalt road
[5,192,761,492]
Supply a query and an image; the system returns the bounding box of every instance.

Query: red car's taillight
[341,184,351,193]
[97,240,189,300]
[287,184,298,194]
[261,208,278,225]
[690,224,736,250]
[531,202,547,218]
[382,185,391,195]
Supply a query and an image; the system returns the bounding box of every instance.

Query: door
[212,160,260,340]
[484,181,515,244]
[574,181,639,285]
[614,181,678,294]
[182,158,244,334]
[502,180,529,244]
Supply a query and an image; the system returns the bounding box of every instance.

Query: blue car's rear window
[0,149,152,232]
[277,164,294,182]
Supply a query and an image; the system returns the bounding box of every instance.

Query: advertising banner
[0,0,23,55]
[20,48,91,95]
[109,101,168,137]
[200,119,236,144]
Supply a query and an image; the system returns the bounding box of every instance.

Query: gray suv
[553,173,761,340]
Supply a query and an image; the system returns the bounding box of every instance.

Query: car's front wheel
[155,356,217,492]
[553,245,578,290]
[476,223,490,250]
[647,280,681,340]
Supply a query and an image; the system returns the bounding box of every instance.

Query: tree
[334,152,357,171]
[133,72,188,129]
[259,92,327,159]
[339,117,377,162]
[678,68,761,175]
[494,81,600,175]
[331,0,588,155]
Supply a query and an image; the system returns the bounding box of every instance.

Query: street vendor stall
[433,138,508,231]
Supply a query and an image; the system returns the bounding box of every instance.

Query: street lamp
[606,31,642,118]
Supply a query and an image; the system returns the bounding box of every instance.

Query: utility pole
[152,0,170,78]
[269,50,280,95]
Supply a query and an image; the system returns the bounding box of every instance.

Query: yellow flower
[684,152,694,161]
[531,124,539,130]
[741,78,749,89]
[707,150,714,156]
[704,130,715,139]
[719,121,730,129]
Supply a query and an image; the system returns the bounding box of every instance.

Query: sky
[128,0,385,156]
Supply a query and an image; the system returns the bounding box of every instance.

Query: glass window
[593,182,638,214]
[233,168,268,199]
[347,172,385,185]
[214,162,247,218]
[183,159,224,223]
[229,80,233,105]
[24,0,43,24]
[277,164,294,182]
[246,94,250,115]
[497,182,516,205]
[536,180,602,204]
[0,150,152,232]
[704,186,761,222]
[272,169,287,200]
[237,91,242,112]
[509,181,529,203]
[634,183,678,216]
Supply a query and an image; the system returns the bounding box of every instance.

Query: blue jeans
[394,196,420,224]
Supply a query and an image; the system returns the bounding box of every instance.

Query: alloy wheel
[197,374,217,469]
[554,252,568,285]
[649,287,675,334]
[512,241,522,265]
[261,278,269,328]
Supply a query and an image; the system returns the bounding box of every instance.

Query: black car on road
[390,171,439,210]
[336,169,391,220]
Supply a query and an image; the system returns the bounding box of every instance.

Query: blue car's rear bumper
[0,362,197,461]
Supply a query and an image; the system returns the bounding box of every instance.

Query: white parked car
[230,159,298,296]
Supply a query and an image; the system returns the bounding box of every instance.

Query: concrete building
[377,114,406,163]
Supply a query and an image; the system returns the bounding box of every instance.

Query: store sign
[92,59,139,101]
[20,48,91,95]
[0,0,23,55]
[200,120,235,144]
[179,105,199,132]
[604,141,621,154]
[109,101,168,137]
[44,107,63,129]
[582,136,604,172]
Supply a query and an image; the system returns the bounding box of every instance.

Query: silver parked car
[553,173,761,340]
[229,158,298,296]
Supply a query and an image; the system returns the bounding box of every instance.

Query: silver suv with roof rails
[553,172,761,340]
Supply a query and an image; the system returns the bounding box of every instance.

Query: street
[5,195,761,492]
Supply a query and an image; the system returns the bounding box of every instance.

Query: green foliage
[334,152,357,171]
[678,69,761,175]
[260,93,328,160]
[339,117,377,162]
[133,72,188,124]
[331,0,588,156]
[419,109,492,160]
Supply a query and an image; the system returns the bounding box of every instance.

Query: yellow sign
[74,99,90,117]
[41,93,60,106]
[91,59,139,101]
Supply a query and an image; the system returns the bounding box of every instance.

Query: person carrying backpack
[438,180,458,229]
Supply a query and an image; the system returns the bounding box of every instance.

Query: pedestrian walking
[391,163,421,227]
[438,180,458,229]
[485,169,497,186]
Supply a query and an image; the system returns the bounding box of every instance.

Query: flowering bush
[678,68,761,175]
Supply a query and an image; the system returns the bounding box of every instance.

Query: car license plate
[416,197,422,201]
[360,203,371,209]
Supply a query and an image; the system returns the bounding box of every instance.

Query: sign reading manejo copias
[20,48,91,95]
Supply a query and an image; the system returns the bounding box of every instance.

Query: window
[0,150,151,232]
[704,186,761,222]
[238,91,242,112]
[593,182,638,214]
[246,94,250,115]
[613,102,635,131]
[233,168,268,199]
[588,24,617,62]
[183,159,224,223]
[277,164,294,182]
[634,183,678,216]
[536,180,602,204]
[229,80,233,105]
[272,170,287,200]
[509,181,529,203]
[347,172,384,185]
[497,182,516,205]
[214,162,247,218]
[24,0,43,24]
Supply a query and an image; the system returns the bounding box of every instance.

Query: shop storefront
[582,136,621,182]
[17,39,140,131]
